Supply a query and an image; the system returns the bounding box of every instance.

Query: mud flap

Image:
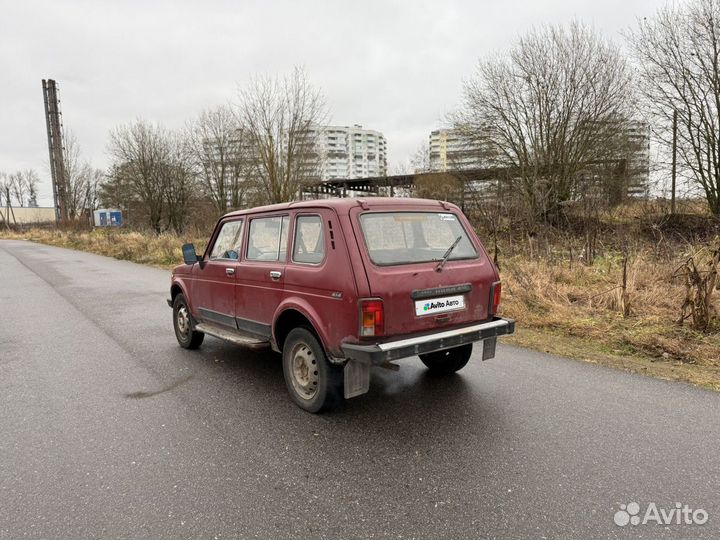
[344,359,370,398]
[482,337,497,361]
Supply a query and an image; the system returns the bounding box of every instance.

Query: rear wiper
[435,236,462,272]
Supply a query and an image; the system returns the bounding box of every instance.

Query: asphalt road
[1,239,719,540]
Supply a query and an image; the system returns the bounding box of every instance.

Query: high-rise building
[313,125,387,180]
[428,123,650,196]
[624,120,651,197]
[202,124,388,204]
[428,128,486,172]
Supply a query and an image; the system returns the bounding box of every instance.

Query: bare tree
[453,22,634,223]
[627,0,720,215]
[0,171,8,205]
[99,162,134,213]
[236,67,328,204]
[106,120,197,233]
[107,120,171,232]
[64,130,102,220]
[411,143,432,173]
[162,132,198,233]
[188,105,249,212]
[0,172,9,225]
[8,169,39,207]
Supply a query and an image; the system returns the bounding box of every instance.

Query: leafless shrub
[413,173,463,204]
[63,130,102,221]
[674,240,720,332]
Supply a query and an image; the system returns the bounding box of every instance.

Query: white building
[428,123,650,196]
[624,120,651,197]
[314,125,387,180]
[202,124,388,204]
[429,128,486,172]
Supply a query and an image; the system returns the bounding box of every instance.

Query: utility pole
[42,79,68,222]
[671,109,677,215]
[4,186,16,229]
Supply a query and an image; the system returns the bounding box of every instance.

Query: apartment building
[314,125,387,180]
[624,120,651,197]
[428,122,650,195]
[428,128,488,172]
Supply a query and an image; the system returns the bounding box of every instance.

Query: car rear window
[359,211,478,266]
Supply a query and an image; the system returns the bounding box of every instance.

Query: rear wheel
[282,327,343,413]
[173,293,204,349]
[419,344,472,374]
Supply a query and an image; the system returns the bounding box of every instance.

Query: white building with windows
[624,120,651,197]
[428,122,650,196]
[429,128,484,172]
[313,125,387,180]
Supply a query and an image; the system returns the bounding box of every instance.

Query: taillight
[360,299,384,337]
[490,282,502,316]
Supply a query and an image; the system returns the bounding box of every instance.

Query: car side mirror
[182,243,198,265]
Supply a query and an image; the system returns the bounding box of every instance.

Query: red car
[169,198,514,412]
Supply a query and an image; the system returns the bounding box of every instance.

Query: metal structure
[304,159,648,210]
[42,79,68,222]
[303,167,515,210]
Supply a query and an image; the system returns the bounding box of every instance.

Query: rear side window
[359,212,477,266]
[247,216,289,262]
[293,215,325,264]
[209,219,244,260]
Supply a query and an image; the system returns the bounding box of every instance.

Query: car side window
[292,215,325,264]
[246,216,289,262]
[209,219,244,260]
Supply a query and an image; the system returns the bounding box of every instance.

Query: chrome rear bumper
[341,317,515,365]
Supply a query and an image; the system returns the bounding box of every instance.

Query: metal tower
[42,79,68,222]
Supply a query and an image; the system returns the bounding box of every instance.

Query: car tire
[419,344,472,374]
[173,293,204,349]
[282,327,343,413]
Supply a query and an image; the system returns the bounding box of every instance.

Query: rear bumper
[341,317,515,365]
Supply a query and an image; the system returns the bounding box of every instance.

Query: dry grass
[0,228,207,269]
[3,226,719,390]
[502,250,720,389]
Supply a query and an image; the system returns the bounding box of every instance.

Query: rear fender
[273,297,343,361]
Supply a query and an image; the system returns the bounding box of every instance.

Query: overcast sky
[2,0,666,206]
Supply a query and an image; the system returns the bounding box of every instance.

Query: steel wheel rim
[289,342,319,400]
[177,305,190,338]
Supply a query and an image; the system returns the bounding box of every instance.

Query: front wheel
[173,293,204,349]
[419,343,472,374]
[282,327,343,413]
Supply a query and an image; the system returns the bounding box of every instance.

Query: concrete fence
[0,207,56,225]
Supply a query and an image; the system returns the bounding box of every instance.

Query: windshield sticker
[439,214,456,221]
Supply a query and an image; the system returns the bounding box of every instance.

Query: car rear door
[234,212,291,340]
[349,205,498,338]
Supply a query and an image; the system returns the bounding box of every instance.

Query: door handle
[269,270,282,280]
[226,267,235,276]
